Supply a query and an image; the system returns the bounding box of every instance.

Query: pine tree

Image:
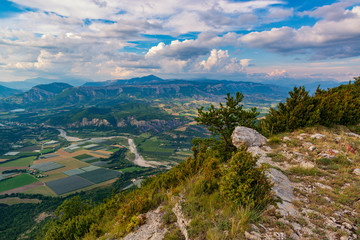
[195,92,259,150]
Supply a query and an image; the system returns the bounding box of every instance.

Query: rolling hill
[0,85,21,98]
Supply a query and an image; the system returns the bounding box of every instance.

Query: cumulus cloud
[241,5,360,59]
[146,40,209,60]
[199,49,249,73]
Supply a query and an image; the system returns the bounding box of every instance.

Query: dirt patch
[35,212,52,223]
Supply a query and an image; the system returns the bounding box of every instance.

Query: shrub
[219,146,273,209]
[268,136,282,144]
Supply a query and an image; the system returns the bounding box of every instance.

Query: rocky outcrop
[68,118,111,128]
[172,196,190,240]
[128,117,184,132]
[231,126,267,148]
[67,116,184,133]
[268,168,296,216]
[121,206,167,240]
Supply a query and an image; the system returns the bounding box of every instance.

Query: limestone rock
[231,126,267,148]
[121,206,167,240]
[347,132,360,138]
[244,231,261,240]
[172,197,190,240]
[309,146,316,151]
[353,169,360,176]
[268,168,295,216]
[300,162,315,169]
[311,133,325,139]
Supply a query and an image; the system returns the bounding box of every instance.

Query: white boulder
[231,126,267,148]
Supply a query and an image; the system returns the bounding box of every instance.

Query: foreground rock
[268,168,296,216]
[231,126,267,148]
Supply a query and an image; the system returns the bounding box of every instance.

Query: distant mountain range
[0,77,87,90]
[0,75,347,112]
[249,77,344,93]
[82,75,164,87]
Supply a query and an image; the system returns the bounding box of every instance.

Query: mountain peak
[33,82,73,94]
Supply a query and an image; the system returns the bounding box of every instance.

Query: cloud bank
[0,0,359,82]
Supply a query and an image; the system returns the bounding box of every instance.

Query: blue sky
[0,0,359,83]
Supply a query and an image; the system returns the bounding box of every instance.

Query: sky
[0,0,359,83]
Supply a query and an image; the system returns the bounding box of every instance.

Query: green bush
[261,76,360,135]
[219,146,273,209]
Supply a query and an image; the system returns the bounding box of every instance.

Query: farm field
[46,175,94,195]
[22,185,56,196]
[0,124,201,197]
[0,174,38,193]
[0,156,36,168]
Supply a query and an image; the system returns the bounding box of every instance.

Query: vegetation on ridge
[261,76,360,135]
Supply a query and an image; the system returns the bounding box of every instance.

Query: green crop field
[74,154,93,160]
[0,174,38,192]
[40,148,55,154]
[0,156,36,168]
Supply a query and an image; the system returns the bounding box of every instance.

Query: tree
[195,92,259,150]
[262,86,320,134]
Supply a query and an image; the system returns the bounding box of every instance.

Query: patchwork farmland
[0,137,129,196]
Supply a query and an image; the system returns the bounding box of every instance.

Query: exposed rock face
[348,132,360,138]
[69,118,111,128]
[172,200,190,240]
[268,168,296,216]
[231,126,267,148]
[121,206,167,240]
[67,116,184,132]
[128,117,183,132]
[353,169,360,176]
[310,133,325,139]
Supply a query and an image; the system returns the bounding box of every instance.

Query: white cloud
[146,40,209,60]
[269,69,287,77]
[199,49,248,73]
[241,5,360,59]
